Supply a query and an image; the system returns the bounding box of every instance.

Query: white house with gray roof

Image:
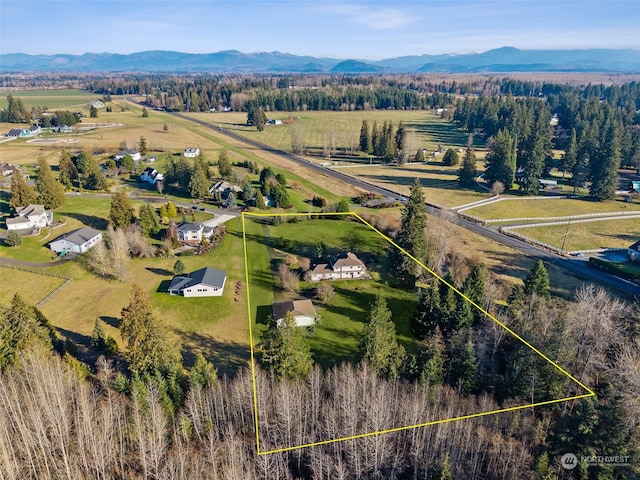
[49,227,103,254]
[6,204,53,232]
[168,267,227,297]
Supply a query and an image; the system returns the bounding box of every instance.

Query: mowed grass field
[351,161,490,208]
[246,215,423,367]
[465,197,640,221]
[39,217,252,375]
[188,110,482,155]
[0,267,66,307]
[0,89,97,110]
[514,218,640,251]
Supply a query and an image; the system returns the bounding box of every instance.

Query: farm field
[464,196,640,221]
[513,218,640,252]
[0,89,97,110]
[0,267,66,307]
[351,161,490,208]
[189,110,483,154]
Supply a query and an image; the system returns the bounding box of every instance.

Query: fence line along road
[168,111,640,298]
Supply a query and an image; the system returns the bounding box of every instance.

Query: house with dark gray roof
[168,267,227,297]
[49,227,102,254]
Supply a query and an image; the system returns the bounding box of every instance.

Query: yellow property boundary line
[242,211,595,455]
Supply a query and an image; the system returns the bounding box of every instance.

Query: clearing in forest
[242,211,595,454]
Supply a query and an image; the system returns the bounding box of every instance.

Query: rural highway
[172,112,640,299]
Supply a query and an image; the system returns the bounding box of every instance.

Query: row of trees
[9,157,66,210]
[358,120,409,162]
[1,278,638,478]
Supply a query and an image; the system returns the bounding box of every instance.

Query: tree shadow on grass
[178,330,250,377]
[147,267,173,276]
[61,212,109,231]
[99,315,120,328]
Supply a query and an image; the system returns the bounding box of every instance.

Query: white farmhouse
[309,252,367,282]
[184,147,200,158]
[168,267,227,297]
[49,227,103,254]
[6,204,53,231]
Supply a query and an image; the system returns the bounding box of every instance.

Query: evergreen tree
[517,112,551,194]
[561,128,578,178]
[137,203,160,236]
[414,149,426,163]
[246,105,266,131]
[35,157,65,209]
[412,287,441,339]
[90,318,108,351]
[359,120,372,153]
[173,259,185,275]
[119,284,182,376]
[0,294,52,370]
[421,327,446,385]
[89,105,98,118]
[271,183,290,208]
[255,192,267,209]
[260,311,313,379]
[138,136,148,156]
[360,296,405,379]
[58,150,77,188]
[109,192,135,229]
[141,107,149,117]
[462,264,486,324]
[447,328,477,395]
[9,170,37,209]
[523,260,550,299]
[371,121,379,156]
[590,121,622,201]
[484,129,517,190]
[5,230,22,247]
[83,156,108,190]
[217,150,233,179]
[392,178,427,285]
[242,182,255,202]
[442,148,459,166]
[438,271,458,333]
[458,147,477,187]
[395,121,407,153]
[189,353,217,388]
[188,162,209,199]
[121,154,135,174]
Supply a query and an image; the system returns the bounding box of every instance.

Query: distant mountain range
[2,47,640,73]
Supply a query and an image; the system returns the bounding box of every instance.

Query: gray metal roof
[168,267,227,291]
[51,226,102,246]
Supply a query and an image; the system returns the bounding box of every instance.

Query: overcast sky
[1,0,639,59]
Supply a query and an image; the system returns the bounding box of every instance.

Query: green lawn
[0,89,97,110]
[466,197,640,221]
[193,110,483,154]
[514,218,640,251]
[244,215,422,368]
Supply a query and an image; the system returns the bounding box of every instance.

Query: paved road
[172,112,640,298]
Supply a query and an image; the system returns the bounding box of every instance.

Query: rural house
[272,300,317,327]
[309,252,367,282]
[114,150,141,162]
[49,227,102,254]
[6,204,53,232]
[139,167,164,185]
[89,100,105,109]
[176,222,215,244]
[208,180,242,198]
[168,267,227,297]
[0,162,22,177]
[184,147,200,158]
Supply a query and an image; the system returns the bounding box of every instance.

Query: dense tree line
[455,82,640,197]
